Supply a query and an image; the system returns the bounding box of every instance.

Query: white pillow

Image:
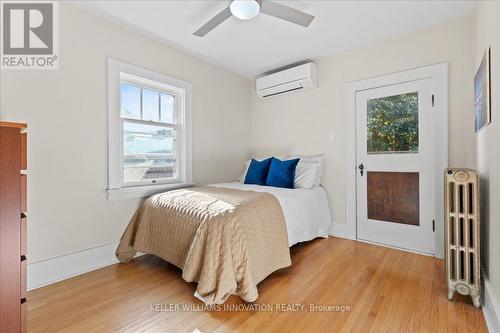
[238,156,285,183]
[286,154,324,188]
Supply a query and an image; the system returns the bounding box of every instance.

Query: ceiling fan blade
[260,1,314,27]
[193,7,232,37]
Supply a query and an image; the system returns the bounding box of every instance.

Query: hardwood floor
[27,238,487,333]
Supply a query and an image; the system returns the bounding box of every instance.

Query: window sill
[106,182,195,201]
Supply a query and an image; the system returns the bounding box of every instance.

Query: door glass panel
[367,92,419,154]
[367,171,419,225]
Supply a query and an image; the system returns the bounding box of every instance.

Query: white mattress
[212,182,332,246]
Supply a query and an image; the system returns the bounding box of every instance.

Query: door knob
[358,163,364,176]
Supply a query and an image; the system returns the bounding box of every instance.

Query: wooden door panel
[367,171,419,226]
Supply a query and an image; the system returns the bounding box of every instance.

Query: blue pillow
[244,158,273,185]
[266,158,300,189]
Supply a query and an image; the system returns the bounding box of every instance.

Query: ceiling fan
[193,0,315,37]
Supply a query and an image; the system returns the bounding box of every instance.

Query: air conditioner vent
[262,86,303,98]
[256,62,317,98]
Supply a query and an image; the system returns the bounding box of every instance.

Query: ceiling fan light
[230,0,260,20]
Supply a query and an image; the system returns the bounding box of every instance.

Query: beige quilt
[116,186,291,304]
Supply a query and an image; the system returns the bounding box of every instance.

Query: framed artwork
[474,47,491,133]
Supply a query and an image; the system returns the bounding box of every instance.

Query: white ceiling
[75,1,476,78]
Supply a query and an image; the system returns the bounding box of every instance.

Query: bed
[116,182,331,305]
[212,182,331,246]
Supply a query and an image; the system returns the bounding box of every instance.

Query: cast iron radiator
[444,168,480,307]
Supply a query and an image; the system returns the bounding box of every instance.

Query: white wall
[251,15,475,226]
[0,4,252,264]
[474,0,500,309]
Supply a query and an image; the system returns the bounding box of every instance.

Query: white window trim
[107,58,193,201]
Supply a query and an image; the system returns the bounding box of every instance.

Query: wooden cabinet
[0,122,27,333]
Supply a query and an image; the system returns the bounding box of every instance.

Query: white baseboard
[26,222,347,291]
[484,276,500,333]
[28,242,122,290]
[329,222,346,238]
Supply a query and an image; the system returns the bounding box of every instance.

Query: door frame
[345,63,448,258]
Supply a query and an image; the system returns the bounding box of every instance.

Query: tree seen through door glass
[367,92,418,154]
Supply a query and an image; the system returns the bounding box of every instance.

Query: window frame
[107,58,193,200]
[120,75,180,187]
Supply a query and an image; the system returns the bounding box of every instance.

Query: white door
[356,78,435,255]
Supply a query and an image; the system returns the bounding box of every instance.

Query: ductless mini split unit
[256,62,318,98]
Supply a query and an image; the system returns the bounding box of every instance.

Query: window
[107,59,192,200]
[121,81,177,184]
